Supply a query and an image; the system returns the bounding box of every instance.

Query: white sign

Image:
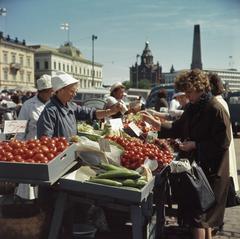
[128,122,143,137]
[98,138,111,152]
[3,120,27,134]
[109,118,123,131]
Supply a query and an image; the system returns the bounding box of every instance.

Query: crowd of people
[0,69,239,239]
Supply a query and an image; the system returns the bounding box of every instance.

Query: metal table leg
[131,205,143,239]
[48,191,68,239]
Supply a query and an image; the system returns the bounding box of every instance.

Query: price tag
[144,121,151,128]
[98,138,111,152]
[128,122,143,137]
[109,118,123,131]
[3,120,27,134]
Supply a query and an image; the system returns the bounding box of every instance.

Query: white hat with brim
[51,73,79,92]
[110,82,125,94]
[37,75,52,91]
[173,92,185,98]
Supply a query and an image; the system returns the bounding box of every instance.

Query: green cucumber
[96,169,140,179]
[89,178,123,187]
[100,163,126,171]
[136,179,147,188]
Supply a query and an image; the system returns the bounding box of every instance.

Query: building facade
[130,42,162,88]
[32,42,103,88]
[0,32,35,90]
[162,68,240,93]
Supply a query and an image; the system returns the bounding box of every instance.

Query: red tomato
[14,155,23,162]
[45,152,55,161]
[27,143,36,150]
[33,153,45,162]
[24,150,34,159]
[40,136,49,142]
[5,152,14,161]
[40,145,50,154]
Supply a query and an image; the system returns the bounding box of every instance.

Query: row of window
[1,69,32,82]
[35,60,102,78]
[77,79,102,88]
[2,51,32,68]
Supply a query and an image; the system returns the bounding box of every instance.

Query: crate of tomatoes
[0,136,77,184]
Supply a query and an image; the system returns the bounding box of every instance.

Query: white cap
[173,92,185,98]
[110,82,125,94]
[51,72,79,92]
[36,75,52,91]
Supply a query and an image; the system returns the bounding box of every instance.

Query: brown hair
[157,88,167,98]
[175,69,210,93]
[208,73,225,96]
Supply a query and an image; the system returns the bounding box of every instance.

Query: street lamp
[60,23,70,43]
[92,34,98,87]
[0,8,7,33]
[136,54,140,88]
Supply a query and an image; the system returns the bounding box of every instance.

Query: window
[27,57,31,67]
[3,70,8,81]
[54,61,56,70]
[19,55,24,66]
[36,61,40,70]
[71,66,73,73]
[63,64,65,71]
[58,63,61,70]
[12,53,16,63]
[67,65,69,72]
[75,66,77,74]
[3,52,8,63]
[79,67,81,74]
[27,72,31,82]
[44,61,49,70]
[87,69,89,76]
[20,71,24,81]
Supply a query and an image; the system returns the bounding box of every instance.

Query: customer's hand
[140,111,161,131]
[179,141,196,152]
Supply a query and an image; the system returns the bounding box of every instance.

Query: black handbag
[170,164,216,213]
[226,177,240,207]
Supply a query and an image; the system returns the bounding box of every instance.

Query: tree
[138,79,150,89]
[122,81,132,89]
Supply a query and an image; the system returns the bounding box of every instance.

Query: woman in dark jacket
[142,69,231,239]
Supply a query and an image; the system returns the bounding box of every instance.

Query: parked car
[145,86,174,108]
[226,92,240,136]
[73,88,109,105]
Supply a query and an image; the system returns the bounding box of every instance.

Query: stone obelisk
[191,24,202,70]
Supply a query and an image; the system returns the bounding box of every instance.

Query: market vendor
[105,82,141,118]
[17,74,53,140]
[141,69,231,239]
[37,72,122,140]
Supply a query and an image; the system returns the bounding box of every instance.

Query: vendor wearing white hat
[37,73,122,140]
[105,82,128,118]
[16,74,53,200]
[17,74,53,140]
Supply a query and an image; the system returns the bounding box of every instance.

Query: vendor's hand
[179,141,196,152]
[130,103,141,113]
[109,102,122,115]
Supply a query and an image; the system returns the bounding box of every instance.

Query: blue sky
[1,0,240,85]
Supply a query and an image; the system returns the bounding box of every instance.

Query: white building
[32,42,103,88]
[162,68,240,92]
[0,32,35,90]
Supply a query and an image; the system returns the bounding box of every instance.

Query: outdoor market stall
[0,114,174,239]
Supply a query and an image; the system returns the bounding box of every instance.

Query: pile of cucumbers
[88,163,147,189]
